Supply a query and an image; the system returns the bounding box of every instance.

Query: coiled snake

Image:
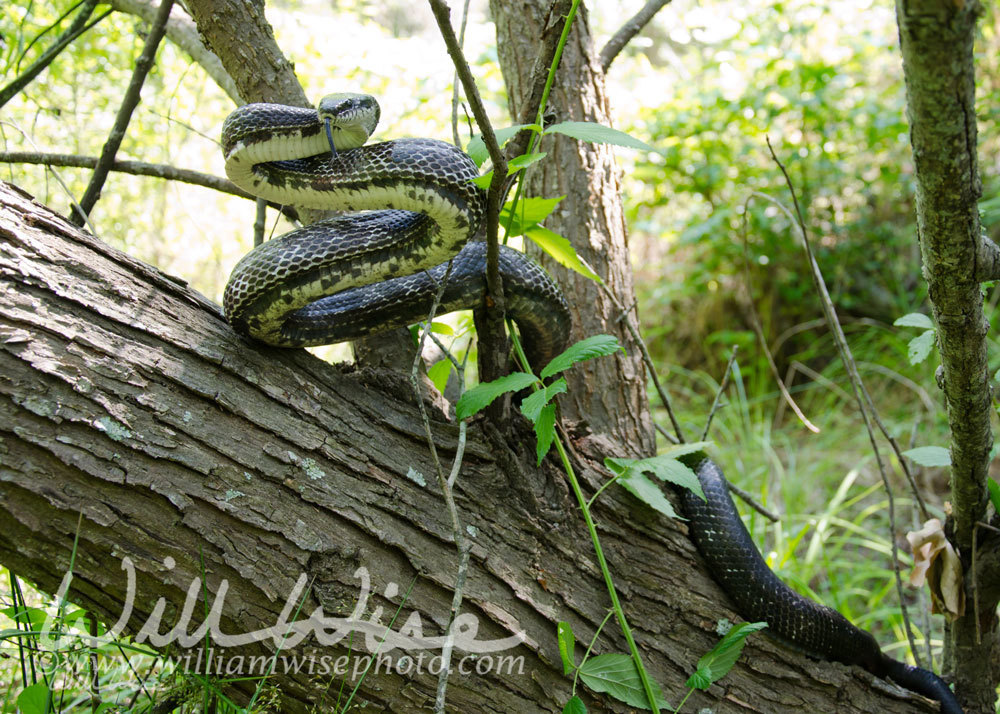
[220,95,961,713]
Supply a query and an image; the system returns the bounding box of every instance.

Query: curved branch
[598,0,672,73]
[0,151,301,221]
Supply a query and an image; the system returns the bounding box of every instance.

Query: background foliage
[2,0,999,709]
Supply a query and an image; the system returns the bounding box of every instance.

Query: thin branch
[764,136,923,668]
[0,0,111,109]
[408,261,470,714]
[742,192,819,434]
[700,346,738,442]
[72,0,174,227]
[597,279,685,442]
[598,0,672,73]
[0,151,301,222]
[449,0,472,148]
[15,0,87,72]
[427,0,511,386]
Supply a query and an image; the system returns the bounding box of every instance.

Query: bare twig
[598,0,672,73]
[449,0,473,148]
[764,136,922,668]
[72,0,174,227]
[0,150,301,222]
[408,261,471,714]
[597,279,685,442]
[700,346,738,442]
[0,0,111,109]
[742,192,819,433]
[727,479,781,523]
[427,0,509,384]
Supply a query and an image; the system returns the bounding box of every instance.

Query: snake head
[317,93,380,154]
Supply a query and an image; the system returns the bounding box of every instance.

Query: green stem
[553,434,661,713]
[501,0,581,244]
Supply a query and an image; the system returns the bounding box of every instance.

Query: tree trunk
[0,180,942,713]
[490,0,655,455]
[895,0,998,710]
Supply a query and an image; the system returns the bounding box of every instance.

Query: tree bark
[0,180,942,713]
[895,0,998,710]
[490,1,655,456]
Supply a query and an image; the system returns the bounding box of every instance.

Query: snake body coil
[221,97,569,367]
[220,98,959,713]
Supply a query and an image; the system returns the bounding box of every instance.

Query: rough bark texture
[0,180,943,713]
[895,0,999,710]
[490,1,655,456]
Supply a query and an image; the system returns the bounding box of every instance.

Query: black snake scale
[220,99,960,713]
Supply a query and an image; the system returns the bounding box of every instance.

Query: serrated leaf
[544,121,655,152]
[686,621,767,690]
[534,403,557,465]
[578,653,671,710]
[557,621,576,675]
[907,330,936,365]
[525,225,602,281]
[988,478,1000,514]
[16,683,51,714]
[611,454,705,502]
[456,372,538,420]
[894,312,934,329]
[902,446,951,467]
[520,378,567,423]
[562,696,587,714]
[540,335,623,379]
[427,359,452,395]
[466,124,537,165]
[616,470,680,519]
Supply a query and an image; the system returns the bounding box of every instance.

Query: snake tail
[679,455,962,714]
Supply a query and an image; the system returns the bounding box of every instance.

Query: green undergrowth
[657,335,954,668]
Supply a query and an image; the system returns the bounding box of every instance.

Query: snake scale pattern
[220,96,961,714]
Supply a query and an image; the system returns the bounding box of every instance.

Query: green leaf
[472,172,494,189]
[501,195,565,236]
[466,124,539,165]
[520,378,567,423]
[16,683,51,714]
[557,621,576,675]
[509,152,547,170]
[578,653,671,710]
[902,446,951,467]
[605,451,708,502]
[428,321,454,335]
[615,469,680,520]
[988,478,1000,514]
[907,330,936,365]
[544,121,655,151]
[562,696,587,714]
[427,359,452,395]
[534,403,557,465]
[524,225,602,281]
[686,621,768,690]
[540,335,624,379]
[894,312,934,330]
[455,372,538,420]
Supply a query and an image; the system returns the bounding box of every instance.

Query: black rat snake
[220,95,961,714]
